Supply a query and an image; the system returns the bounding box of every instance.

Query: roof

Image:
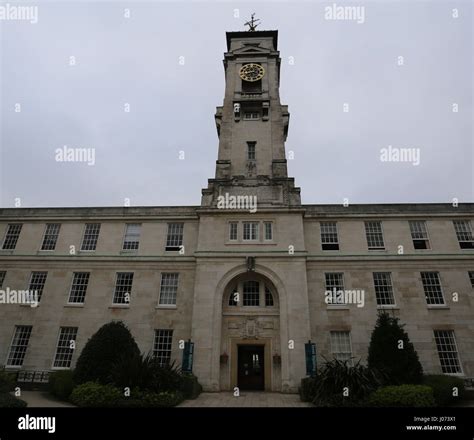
[226,30,278,51]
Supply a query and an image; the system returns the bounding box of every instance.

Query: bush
[180,374,202,400]
[74,321,140,385]
[0,393,27,408]
[423,375,466,406]
[312,359,384,407]
[299,377,317,402]
[141,390,184,407]
[0,367,15,393]
[49,370,75,401]
[70,382,123,407]
[367,385,435,407]
[368,312,423,385]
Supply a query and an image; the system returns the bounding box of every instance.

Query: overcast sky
[1,0,472,207]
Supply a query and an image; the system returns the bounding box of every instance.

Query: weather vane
[244,13,260,32]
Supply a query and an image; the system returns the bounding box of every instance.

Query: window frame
[122,223,141,251]
[409,220,431,250]
[5,325,33,368]
[165,223,184,251]
[40,223,61,251]
[433,330,463,375]
[364,221,385,250]
[80,223,101,252]
[2,223,23,250]
[52,327,78,369]
[320,221,340,251]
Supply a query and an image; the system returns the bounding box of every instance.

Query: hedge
[367,385,435,407]
[422,375,466,406]
[0,393,27,408]
[49,370,75,401]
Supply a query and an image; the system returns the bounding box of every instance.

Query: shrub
[299,377,317,402]
[368,312,423,385]
[49,370,75,400]
[0,367,15,393]
[0,393,27,408]
[148,361,183,393]
[367,385,435,407]
[70,382,123,407]
[422,375,466,406]
[312,358,384,407]
[73,321,140,385]
[180,374,202,400]
[141,390,184,407]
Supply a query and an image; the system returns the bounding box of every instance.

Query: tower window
[244,112,260,120]
[243,222,259,240]
[229,222,238,240]
[247,142,256,160]
[264,222,273,240]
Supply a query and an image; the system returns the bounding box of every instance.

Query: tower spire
[244,13,260,32]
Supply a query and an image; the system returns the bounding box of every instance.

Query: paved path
[179,392,311,407]
[17,391,75,407]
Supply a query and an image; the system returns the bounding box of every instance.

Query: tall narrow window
[469,271,474,288]
[0,271,6,288]
[159,273,179,305]
[243,281,260,306]
[53,327,78,368]
[243,222,259,241]
[264,222,273,241]
[153,329,173,367]
[113,272,134,304]
[81,223,101,251]
[123,223,141,250]
[365,221,385,250]
[6,326,32,367]
[166,223,184,251]
[41,223,61,251]
[325,273,345,305]
[434,330,462,374]
[265,286,274,306]
[28,271,48,302]
[68,272,90,304]
[330,331,353,364]
[320,222,339,250]
[453,220,474,249]
[2,224,23,250]
[409,221,430,250]
[229,222,238,241]
[373,272,395,306]
[421,272,445,305]
[247,142,256,160]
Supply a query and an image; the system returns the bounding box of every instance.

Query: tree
[73,321,140,385]
[367,312,423,385]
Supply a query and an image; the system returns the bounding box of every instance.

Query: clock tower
[201,29,301,208]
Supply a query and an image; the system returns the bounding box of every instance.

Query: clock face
[239,63,265,82]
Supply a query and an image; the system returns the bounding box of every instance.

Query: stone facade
[0,30,473,393]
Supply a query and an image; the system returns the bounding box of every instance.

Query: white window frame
[421,271,445,306]
[243,222,259,241]
[6,325,33,368]
[67,272,90,304]
[330,331,353,365]
[229,222,238,241]
[364,221,385,250]
[40,223,61,251]
[158,273,179,306]
[264,222,273,241]
[122,223,141,251]
[373,272,396,307]
[80,223,101,252]
[433,330,463,375]
[52,327,78,369]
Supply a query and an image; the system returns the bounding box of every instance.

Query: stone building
[0,28,473,393]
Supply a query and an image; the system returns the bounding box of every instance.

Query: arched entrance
[219,272,281,391]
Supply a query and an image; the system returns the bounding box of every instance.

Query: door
[237,345,264,390]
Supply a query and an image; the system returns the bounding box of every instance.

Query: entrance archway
[219,272,281,391]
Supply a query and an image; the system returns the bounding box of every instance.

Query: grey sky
[1,0,472,207]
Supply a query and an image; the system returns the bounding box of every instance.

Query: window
[469,271,474,288]
[264,222,273,241]
[453,220,474,249]
[243,222,259,241]
[243,280,260,306]
[365,221,385,250]
[113,272,134,304]
[6,326,32,367]
[434,330,462,374]
[373,272,395,306]
[166,223,183,251]
[159,273,179,305]
[229,222,238,241]
[247,142,256,160]
[153,329,173,367]
[320,222,339,250]
[2,224,22,250]
[0,271,5,288]
[409,221,430,250]
[421,272,445,305]
[330,331,352,363]
[123,223,141,250]
[325,273,345,305]
[265,286,274,306]
[53,327,78,368]
[68,272,90,304]
[81,223,101,251]
[243,112,260,120]
[28,271,48,302]
[41,223,61,251]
